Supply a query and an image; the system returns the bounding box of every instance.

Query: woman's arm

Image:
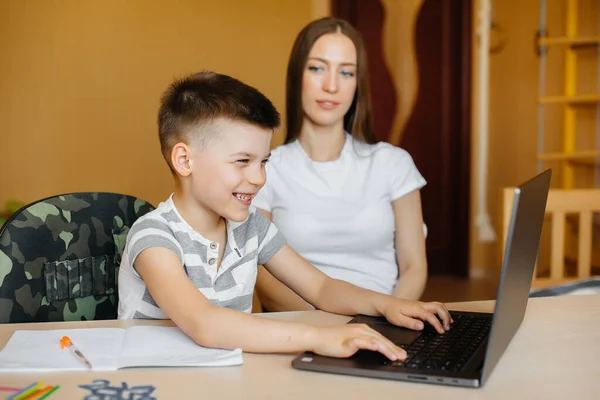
[391,190,428,300]
[254,209,314,312]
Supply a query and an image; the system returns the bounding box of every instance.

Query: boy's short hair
[158,70,281,173]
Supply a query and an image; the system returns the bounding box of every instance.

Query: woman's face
[301,32,358,130]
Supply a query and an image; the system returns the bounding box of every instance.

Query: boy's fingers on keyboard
[388,313,425,332]
[370,330,407,360]
[423,302,452,329]
[353,325,407,360]
[347,336,378,354]
[416,309,446,334]
[350,336,404,361]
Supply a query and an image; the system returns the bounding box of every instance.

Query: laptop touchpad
[370,324,422,345]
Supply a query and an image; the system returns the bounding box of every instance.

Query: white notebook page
[0,328,124,372]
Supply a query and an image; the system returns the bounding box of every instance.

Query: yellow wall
[2,0,595,277]
[0,0,326,208]
[470,0,598,278]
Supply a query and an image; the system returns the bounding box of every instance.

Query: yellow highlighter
[7,382,44,400]
[60,336,93,369]
[20,385,53,400]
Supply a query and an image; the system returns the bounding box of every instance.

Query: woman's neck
[298,120,347,162]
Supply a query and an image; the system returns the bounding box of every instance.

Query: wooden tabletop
[0,294,598,399]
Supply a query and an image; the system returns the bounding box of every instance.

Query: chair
[0,192,155,323]
[502,187,600,289]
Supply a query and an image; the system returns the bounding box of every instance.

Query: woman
[253,17,428,311]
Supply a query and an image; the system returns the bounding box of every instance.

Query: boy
[118,71,451,361]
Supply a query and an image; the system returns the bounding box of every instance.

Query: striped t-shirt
[117,195,286,320]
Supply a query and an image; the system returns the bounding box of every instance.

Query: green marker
[38,385,60,399]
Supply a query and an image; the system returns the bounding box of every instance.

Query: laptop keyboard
[385,314,492,372]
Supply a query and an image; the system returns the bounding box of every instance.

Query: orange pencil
[60,336,92,369]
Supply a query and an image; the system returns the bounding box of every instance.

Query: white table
[0,294,598,399]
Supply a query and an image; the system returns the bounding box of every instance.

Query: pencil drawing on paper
[79,379,157,400]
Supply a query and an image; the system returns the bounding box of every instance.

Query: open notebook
[0,326,243,372]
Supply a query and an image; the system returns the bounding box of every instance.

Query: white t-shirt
[253,133,426,295]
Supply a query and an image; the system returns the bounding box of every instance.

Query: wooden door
[331,0,472,276]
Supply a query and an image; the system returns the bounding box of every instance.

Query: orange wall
[0,0,325,208]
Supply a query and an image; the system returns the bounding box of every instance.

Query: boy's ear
[171,143,193,177]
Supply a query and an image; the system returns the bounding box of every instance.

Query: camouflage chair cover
[0,193,154,323]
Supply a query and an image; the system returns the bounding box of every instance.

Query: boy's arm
[391,190,428,300]
[134,246,404,360]
[254,209,313,312]
[264,245,452,334]
[255,265,314,311]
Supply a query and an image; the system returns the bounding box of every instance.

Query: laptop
[291,169,552,388]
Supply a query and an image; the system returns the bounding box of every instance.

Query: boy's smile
[233,192,257,206]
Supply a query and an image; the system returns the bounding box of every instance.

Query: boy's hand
[380,298,453,334]
[308,324,407,361]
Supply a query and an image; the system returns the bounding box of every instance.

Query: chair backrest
[0,192,155,323]
[502,188,600,289]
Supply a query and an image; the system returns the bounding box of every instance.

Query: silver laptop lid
[480,169,552,384]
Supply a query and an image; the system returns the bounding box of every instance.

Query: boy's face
[188,118,272,222]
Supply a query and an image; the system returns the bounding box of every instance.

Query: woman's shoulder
[351,137,415,164]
